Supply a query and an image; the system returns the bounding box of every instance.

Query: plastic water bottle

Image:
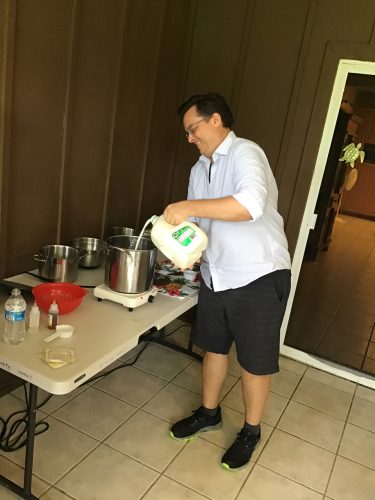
[150,215,208,269]
[4,288,27,345]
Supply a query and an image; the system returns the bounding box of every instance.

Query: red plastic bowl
[32,282,87,314]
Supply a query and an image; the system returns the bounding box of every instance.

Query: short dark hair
[177,92,234,128]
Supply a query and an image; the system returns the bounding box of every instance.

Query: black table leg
[139,327,203,362]
[0,383,38,499]
[24,383,38,498]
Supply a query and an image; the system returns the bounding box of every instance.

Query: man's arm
[163,197,252,225]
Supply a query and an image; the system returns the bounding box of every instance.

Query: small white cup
[44,324,74,343]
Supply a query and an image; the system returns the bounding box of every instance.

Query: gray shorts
[192,270,291,375]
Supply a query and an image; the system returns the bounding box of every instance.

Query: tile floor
[1,320,375,500]
[285,214,375,374]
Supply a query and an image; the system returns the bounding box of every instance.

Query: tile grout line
[360,318,375,371]
[322,378,357,497]
[248,462,327,497]
[252,370,341,488]
[47,358,375,497]
[233,370,327,499]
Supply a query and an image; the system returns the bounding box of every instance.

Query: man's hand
[163,197,251,225]
[163,201,192,225]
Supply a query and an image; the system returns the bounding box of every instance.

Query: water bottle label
[172,226,196,246]
[5,310,25,322]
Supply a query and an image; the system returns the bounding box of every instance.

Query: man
[164,92,291,470]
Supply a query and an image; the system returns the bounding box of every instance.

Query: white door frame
[280,59,375,389]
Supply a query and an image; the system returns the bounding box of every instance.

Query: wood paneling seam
[231,0,256,120]
[370,18,375,44]
[100,1,129,238]
[274,0,317,189]
[0,0,15,277]
[165,0,199,208]
[57,0,79,243]
[135,0,168,229]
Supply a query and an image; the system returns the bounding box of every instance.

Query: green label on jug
[172,226,196,246]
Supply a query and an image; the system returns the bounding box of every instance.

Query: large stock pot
[105,235,157,293]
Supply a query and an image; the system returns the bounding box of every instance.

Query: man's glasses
[184,117,208,138]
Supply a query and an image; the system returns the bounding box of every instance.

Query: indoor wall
[0,0,375,278]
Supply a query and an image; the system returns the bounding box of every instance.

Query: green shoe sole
[169,421,223,441]
[169,430,196,441]
[221,461,250,471]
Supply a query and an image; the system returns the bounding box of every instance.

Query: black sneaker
[169,406,222,440]
[221,427,261,470]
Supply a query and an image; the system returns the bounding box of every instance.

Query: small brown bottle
[47,300,59,330]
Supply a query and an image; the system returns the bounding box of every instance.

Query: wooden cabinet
[340,163,375,219]
[340,107,375,220]
[305,109,351,260]
[346,114,363,138]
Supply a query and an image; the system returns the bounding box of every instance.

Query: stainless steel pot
[70,237,106,268]
[34,245,82,282]
[111,227,137,236]
[105,235,157,293]
[111,226,151,239]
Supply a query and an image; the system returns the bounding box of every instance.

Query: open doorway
[280,60,375,389]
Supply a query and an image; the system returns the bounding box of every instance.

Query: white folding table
[0,268,198,499]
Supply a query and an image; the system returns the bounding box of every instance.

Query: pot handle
[78,250,89,260]
[34,253,47,263]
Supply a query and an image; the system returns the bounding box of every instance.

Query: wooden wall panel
[171,0,250,203]
[235,0,310,171]
[139,0,194,226]
[6,0,73,274]
[60,0,126,242]
[106,0,165,231]
[0,0,15,277]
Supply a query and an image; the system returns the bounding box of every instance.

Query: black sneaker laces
[234,428,259,448]
[186,407,205,422]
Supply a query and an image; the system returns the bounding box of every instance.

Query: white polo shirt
[187,131,291,291]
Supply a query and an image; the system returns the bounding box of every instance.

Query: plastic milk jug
[150,215,208,269]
